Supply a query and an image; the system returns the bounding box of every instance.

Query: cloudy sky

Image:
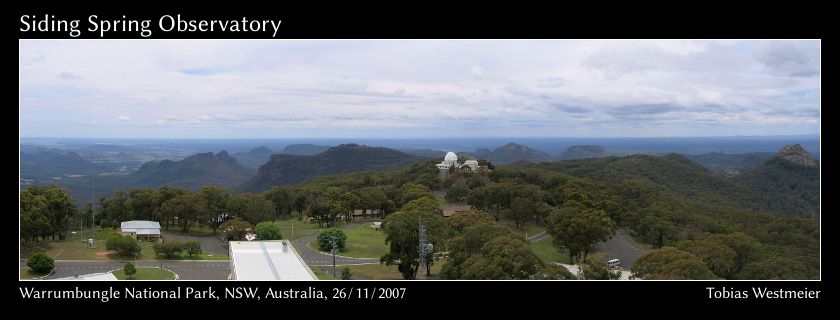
[20,40,820,138]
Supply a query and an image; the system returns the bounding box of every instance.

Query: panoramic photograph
[19,40,820,281]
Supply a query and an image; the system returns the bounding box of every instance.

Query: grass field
[309,225,388,258]
[112,267,176,280]
[275,218,324,241]
[21,228,129,260]
[531,236,571,265]
[20,267,49,279]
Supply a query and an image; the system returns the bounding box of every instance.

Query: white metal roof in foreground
[229,240,317,280]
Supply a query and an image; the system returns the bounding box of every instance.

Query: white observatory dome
[444,152,458,162]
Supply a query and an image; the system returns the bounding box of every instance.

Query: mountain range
[21,140,819,216]
[473,142,554,164]
[129,151,255,189]
[238,144,426,192]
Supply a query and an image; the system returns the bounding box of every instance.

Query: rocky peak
[776,144,818,167]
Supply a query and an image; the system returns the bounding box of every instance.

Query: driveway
[594,230,647,268]
[21,260,231,280]
[555,263,636,280]
[162,232,228,255]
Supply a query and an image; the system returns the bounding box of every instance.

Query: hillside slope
[239,144,425,192]
[738,145,819,217]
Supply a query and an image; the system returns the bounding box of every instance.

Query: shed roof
[442,205,472,217]
[120,220,161,229]
[135,229,161,235]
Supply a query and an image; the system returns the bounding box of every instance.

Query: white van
[607,258,621,269]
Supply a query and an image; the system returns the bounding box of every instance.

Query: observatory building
[436,152,480,171]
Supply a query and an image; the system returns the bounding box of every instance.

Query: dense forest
[295,147,819,279]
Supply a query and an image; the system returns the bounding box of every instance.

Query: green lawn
[20,267,49,280]
[21,228,128,260]
[531,236,571,264]
[309,225,388,258]
[112,267,176,280]
[275,218,324,241]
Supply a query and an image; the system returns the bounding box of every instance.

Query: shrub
[183,240,202,257]
[124,262,137,279]
[105,235,141,257]
[341,267,353,280]
[219,218,253,241]
[27,253,54,273]
[153,241,183,258]
[255,221,283,240]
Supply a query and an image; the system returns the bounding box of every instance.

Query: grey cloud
[551,104,591,113]
[613,103,684,115]
[753,41,820,77]
[763,107,820,117]
[59,72,80,80]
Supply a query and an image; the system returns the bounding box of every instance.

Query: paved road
[21,260,230,280]
[595,230,647,268]
[162,232,228,255]
[554,263,635,280]
[291,221,380,269]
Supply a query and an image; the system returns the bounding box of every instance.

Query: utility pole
[418,215,432,280]
[330,235,338,278]
[91,173,96,247]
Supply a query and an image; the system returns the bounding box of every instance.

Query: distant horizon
[19,133,821,141]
